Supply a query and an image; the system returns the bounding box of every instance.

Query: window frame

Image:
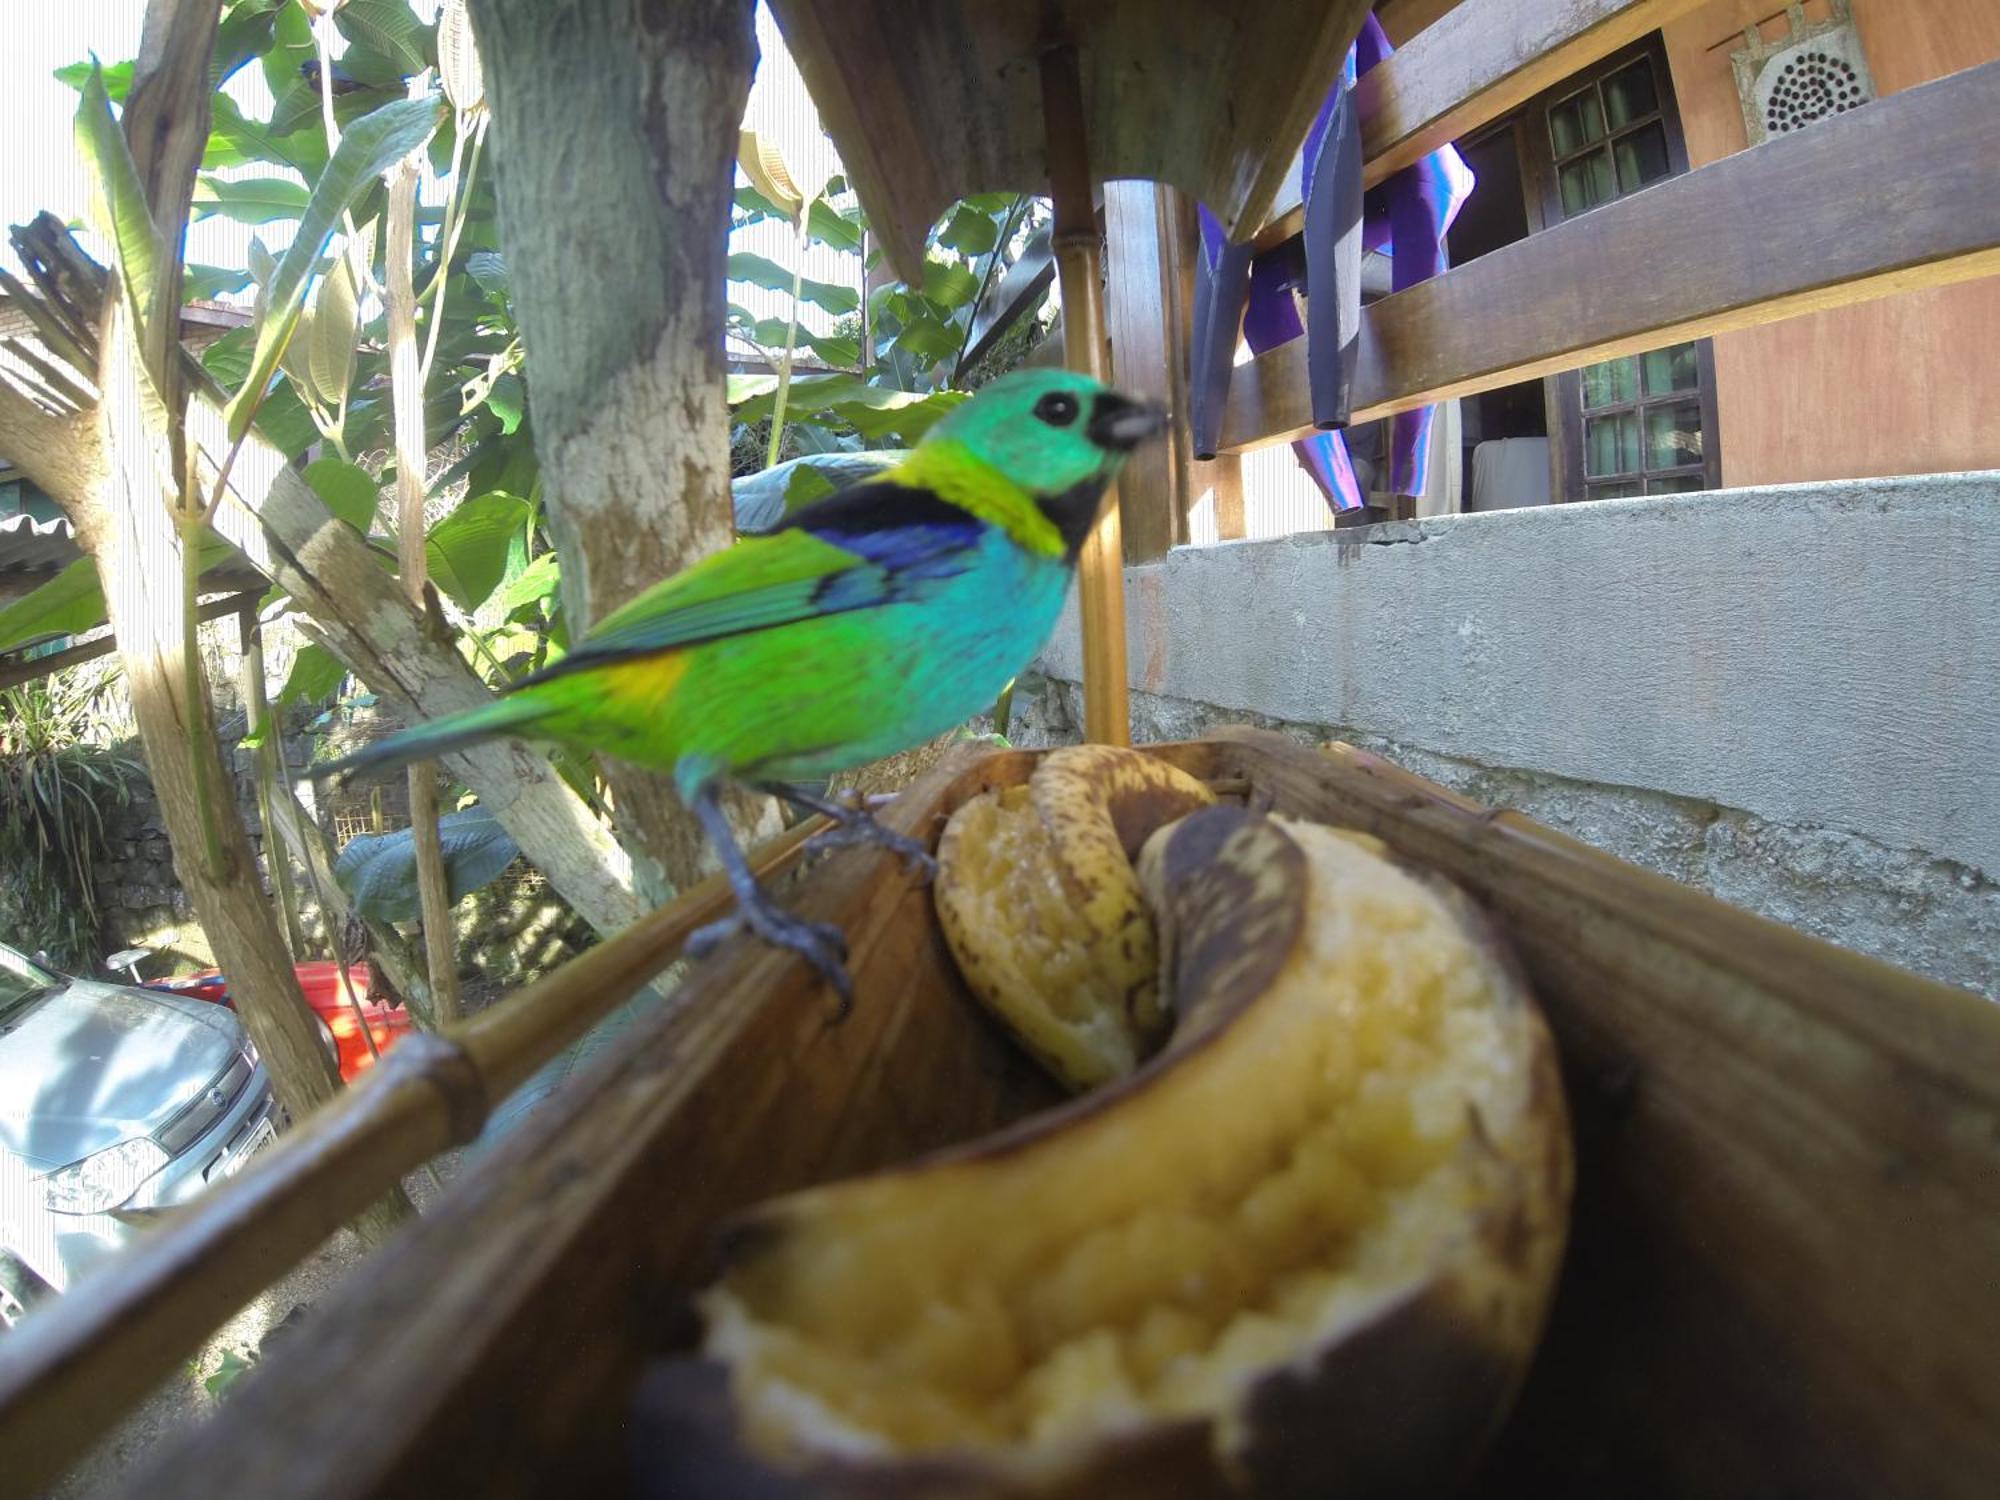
[1513,34,1724,503]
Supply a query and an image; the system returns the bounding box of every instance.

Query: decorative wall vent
[1731,0,1876,146]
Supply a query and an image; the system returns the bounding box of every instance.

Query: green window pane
[1587,481,1644,501]
[1647,474,1707,495]
[1603,60,1659,130]
[1642,343,1701,395]
[1586,412,1641,477]
[1613,122,1672,193]
[1646,402,1704,469]
[1583,357,1639,408]
[1559,150,1616,216]
[1550,88,1607,156]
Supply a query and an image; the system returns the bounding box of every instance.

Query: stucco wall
[1662,0,2000,486]
[1034,474,1999,996]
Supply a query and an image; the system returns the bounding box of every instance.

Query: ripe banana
[685,805,1572,1496]
[933,745,1215,1090]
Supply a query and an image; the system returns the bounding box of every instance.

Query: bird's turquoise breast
[664,528,1072,788]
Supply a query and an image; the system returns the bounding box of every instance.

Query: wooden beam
[1253,0,1709,249]
[1221,59,2000,452]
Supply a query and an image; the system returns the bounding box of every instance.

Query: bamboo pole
[1041,43,1131,747]
[237,605,306,957]
[0,814,829,1498]
[386,138,463,1024]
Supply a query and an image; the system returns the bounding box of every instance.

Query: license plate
[222,1118,278,1177]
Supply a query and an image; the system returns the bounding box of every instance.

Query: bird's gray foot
[685,895,853,1019]
[760,783,938,880]
[689,779,857,1018]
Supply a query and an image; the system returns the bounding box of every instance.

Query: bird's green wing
[516,482,984,688]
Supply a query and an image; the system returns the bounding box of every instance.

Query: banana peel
[679,804,1572,1497]
[933,745,1216,1090]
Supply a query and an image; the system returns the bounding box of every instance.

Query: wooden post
[237,605,306,958]
[1102,181,1199,561]
[1042,43,1130,746]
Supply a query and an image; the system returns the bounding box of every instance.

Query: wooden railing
[1,3,1997,1494]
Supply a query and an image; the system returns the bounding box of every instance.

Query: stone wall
[1034,473,2000,999]
[91,701,591,997]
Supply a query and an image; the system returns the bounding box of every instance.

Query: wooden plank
[1221,58,2000,451]
[1254,0,1719,249]
[1102,181,1197,562]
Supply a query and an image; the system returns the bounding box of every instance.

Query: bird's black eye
[1033,391,1080,427]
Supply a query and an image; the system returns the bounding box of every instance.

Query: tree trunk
[193,425,649,936]
[469,0,776,901]
[77,0,413,1239]
[386,144,463,1024]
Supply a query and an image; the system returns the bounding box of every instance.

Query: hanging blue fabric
[1187,13,1475,512]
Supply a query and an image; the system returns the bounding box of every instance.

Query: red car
[120,954,412,1083]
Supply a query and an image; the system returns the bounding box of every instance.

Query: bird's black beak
[1087,390,1169,451]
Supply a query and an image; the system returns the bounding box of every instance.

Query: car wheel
[315,1015,342,1075]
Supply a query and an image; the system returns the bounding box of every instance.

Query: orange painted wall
[1662,0,2000,485]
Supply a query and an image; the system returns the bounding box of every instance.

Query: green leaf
[728,374,965,442]
[334,806,521,923]
[336,0,434,74]
[437,0,484,111]
[485,372,524,434]
[204,1348,258,1402]
[733,184,785,224]
[73,61,166,353]
[0,558,106,654]
[725,252,859,315]
[212,3,279,90]
[938,204,1000,256]
[193,174,310,224]
[303,458,379,533]
[185,264,253,300]
[921,258,981,311]
[893,316,962,362]
[304,244,361,405]
[498,551,561,614]
[806,198,863,253]
[265,80,321,142]
[426,492,532,611]
[278,641,347,706]
[55,57,134,99]
[801,332,861,368]
[227,95,444,441]
[784,465,837,508]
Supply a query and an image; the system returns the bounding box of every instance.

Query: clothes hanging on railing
[1189,13,1476,513]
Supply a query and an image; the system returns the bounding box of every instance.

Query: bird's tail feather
[311,697,549,787]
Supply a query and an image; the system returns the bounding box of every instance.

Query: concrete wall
[1034,473,2000,998]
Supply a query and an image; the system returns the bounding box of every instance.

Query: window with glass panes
[1530,43,1719,500]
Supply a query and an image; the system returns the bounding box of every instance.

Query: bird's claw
[686,897,855,1021]
[807,817,938,880]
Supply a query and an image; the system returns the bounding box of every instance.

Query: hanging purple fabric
[1187,13,1475,512]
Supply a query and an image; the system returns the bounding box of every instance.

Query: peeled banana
[933,745,1215,1090]
[688,802,1572,1496]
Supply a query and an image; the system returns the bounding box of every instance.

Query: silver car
[0,940,280,1328]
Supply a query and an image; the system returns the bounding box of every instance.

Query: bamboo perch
[0,815,828,1499]
[1042,42,1131,748]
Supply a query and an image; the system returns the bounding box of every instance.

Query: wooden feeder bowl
[130,729,2000,1499]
